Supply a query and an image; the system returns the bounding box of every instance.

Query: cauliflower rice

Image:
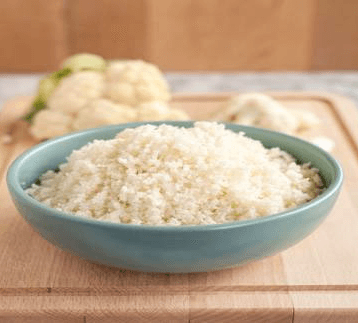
[26,122,323,225]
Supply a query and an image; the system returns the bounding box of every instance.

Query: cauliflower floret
[47,71,105,115]
[105,60,171,106]
[136,101,190,121]
[292,110,320,131]
[30,110,74,140]
[219,93,299,134]
[217,93,322,136]
[62,53,106,72]
[216,93,333,150]
[309,136,335,152]
[72,99,137,131]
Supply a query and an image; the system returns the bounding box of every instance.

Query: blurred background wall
[0,0,357,72]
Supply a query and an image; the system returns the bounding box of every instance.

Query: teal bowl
[6,122,343,273]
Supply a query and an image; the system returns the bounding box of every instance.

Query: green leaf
[62,53,107,72]
[38,77,57,101]
[22,97,46,123]
[50,68,72,85]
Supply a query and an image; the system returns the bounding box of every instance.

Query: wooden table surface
[1,92,358,322]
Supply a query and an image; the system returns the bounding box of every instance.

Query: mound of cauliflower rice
[26,122,323,225]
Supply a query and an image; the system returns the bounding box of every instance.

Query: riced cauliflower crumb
[26,122,323,225]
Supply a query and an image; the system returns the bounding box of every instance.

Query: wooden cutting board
[1,92,358,323]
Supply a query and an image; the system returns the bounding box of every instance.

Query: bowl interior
[13,122,339,193]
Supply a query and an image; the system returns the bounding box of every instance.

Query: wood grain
[312,0,358,70]
[1,92,358,321]
[291,292,358,323]
[0,0,67,72]
[0,295,190,323]
[189,292,292,323]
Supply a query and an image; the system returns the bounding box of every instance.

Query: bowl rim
[6,121,344,232]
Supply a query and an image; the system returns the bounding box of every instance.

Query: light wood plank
[0,295,190,323]
[188,255,289,288]
[281,185,358,286]
[189,292,292,323]
[278,94,358,286]
[291,292,358,323]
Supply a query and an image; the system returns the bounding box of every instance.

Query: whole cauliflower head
[105,60,171,106]
[309,136,335,152]
[27,55,191,140]
[30,110,74,140]
[47,71,105,115]
[72,99,137,131]
[136,101,190,121]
